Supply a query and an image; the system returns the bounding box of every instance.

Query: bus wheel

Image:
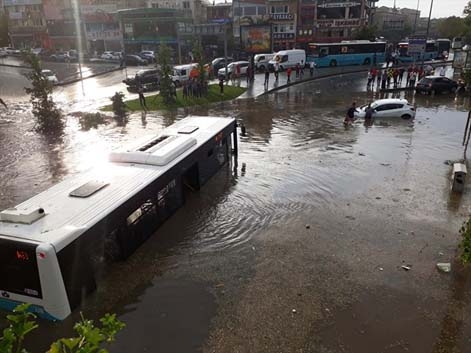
[363,58,371,65]
[329,60,337,67]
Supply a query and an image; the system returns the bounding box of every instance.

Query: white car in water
[41,69,59,85]
[355,98,416,120]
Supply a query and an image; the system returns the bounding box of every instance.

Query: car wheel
[363,58,371,65]
[330,60,337,67]
[401,114,412,120]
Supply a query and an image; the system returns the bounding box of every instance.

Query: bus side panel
[36,243,71,320]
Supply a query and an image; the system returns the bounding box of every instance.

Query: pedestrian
[309,61,315,77]
[439,65,446,76]
[398,67,405,85]
[300,63,304,79]
[393,68,399,88]
[367,70,373,89]
[138,84,147,110]
[219,77,224,96]
[376,70,381,87]
[236,63,241,83]
[381,70,387,90]
[344,102,357,125]
[286,67,292,84]
[0,97,7,109]
[364,103,374,126]
[264,67,269,87]
[295,63,300,79]
[274,62,279,81]
[406,66,412,86]
[246,65,252,85]
[409,71,417,88]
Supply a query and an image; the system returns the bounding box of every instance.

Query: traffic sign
[408,38,426,55]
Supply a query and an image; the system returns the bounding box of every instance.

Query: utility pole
[422,0,434,66]
[413,0,420,34]
[224,24,228,80]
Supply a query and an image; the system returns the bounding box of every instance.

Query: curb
[56,66,122,86]
[257,60,454,97]
[0,63,31,69]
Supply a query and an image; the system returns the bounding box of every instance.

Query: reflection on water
[1,74,471,351]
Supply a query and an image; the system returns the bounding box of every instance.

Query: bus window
[319,48,328,57]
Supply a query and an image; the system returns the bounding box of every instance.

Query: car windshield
[42,71,54,77]
[419,78,432,84]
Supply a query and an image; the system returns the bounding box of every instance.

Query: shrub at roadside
[78,112,108,130]
[110,92,127,125]
[23,52,64,135]
[0,303,125,353]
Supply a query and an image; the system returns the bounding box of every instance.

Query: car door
[374,103,394,118]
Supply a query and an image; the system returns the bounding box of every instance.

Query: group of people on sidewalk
[264,61,316,88]
[367,63,447,91]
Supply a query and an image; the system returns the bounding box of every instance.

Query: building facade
[372,6,420,33]
[4,0,47,48]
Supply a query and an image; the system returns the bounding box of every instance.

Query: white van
[254,53,274,71]
[172,63,198,86]
[268,49,306,71]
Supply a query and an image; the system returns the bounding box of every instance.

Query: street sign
[408,38,426,56]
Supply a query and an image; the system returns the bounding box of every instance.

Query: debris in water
[379,267,384,271]
[252,246,256,251]
[345,215,356,220]
[380,163,391,166]
[359,152,365,156]
[305,224,310,229]
[403,188,411,192]
[401,265,411,271]
[438,251,444,256]
[292,309,297,314]
[376,196,381,200]
[436,263,451,273]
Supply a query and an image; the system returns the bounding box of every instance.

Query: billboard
[241,25,271,53]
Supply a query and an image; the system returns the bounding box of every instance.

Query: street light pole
[413,0,420,34]
[422,0,434,66]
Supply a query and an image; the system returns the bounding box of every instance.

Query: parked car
[41,69,59,85]
[0,48,6,57]
[123,68,160,87]
[218,61,250,79]
[355,98,416,120]
[3,47,20,55]
[125,55,148,66]
[101,51,120,60]
[211,57,233,75]
[50,52,71,62]
[139,50,155,62]
[415,76,458,95]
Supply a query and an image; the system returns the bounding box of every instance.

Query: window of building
[271,5,288,14]
[258,6,266,15]
[244,6,256,16]
[183,1,190,9]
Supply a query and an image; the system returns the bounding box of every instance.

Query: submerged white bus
[0,116,238,321]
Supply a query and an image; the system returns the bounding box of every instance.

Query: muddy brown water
[2,74,471,353]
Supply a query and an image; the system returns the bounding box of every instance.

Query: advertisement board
[453,50,467,69]
[241,25,271,53]
[408,38,426,56]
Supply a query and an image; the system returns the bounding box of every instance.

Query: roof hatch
[0,207,45,224]
[109,134,197,166]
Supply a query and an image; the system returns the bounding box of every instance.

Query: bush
[459,217,471,264]
[79,112,108,130]
[0,304,125,353]
[110,92,127,126]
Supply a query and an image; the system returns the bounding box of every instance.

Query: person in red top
[287,67,292,84]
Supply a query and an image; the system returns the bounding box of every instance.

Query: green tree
[437,16,466,39]
[0,304,125,353]
[157,43,175,104]
[23,52,64,135]
[353,25,378,41]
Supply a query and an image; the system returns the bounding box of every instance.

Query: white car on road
[355,98,416,120]
[41,69,59,85]
[218,61,250,79]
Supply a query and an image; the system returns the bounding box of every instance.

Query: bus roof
[308,41,386,46]
[0,116,235,250]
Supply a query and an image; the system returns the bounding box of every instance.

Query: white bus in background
[268,49,306,71]
[0,116,238,321]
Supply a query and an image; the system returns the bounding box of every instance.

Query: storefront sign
[317,2,360,8]
[8,12,23,20]
[273,32,295,40]
[317,19,360,28]
[86,30,122,41]
[241,25,271,52]
[80,4,117,15]
[270,13,294,21]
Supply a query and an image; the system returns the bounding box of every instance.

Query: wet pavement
[1,72,471,353]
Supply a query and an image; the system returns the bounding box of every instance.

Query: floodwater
[2,73,471,353]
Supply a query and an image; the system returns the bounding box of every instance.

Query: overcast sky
[377,0,468,18]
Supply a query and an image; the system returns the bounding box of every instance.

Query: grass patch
[101,84,246,112]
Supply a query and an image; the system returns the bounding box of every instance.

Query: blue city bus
[306,41,386,67]
[397,40,440,63]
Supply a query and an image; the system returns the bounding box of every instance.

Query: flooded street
[2,73,471,353]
